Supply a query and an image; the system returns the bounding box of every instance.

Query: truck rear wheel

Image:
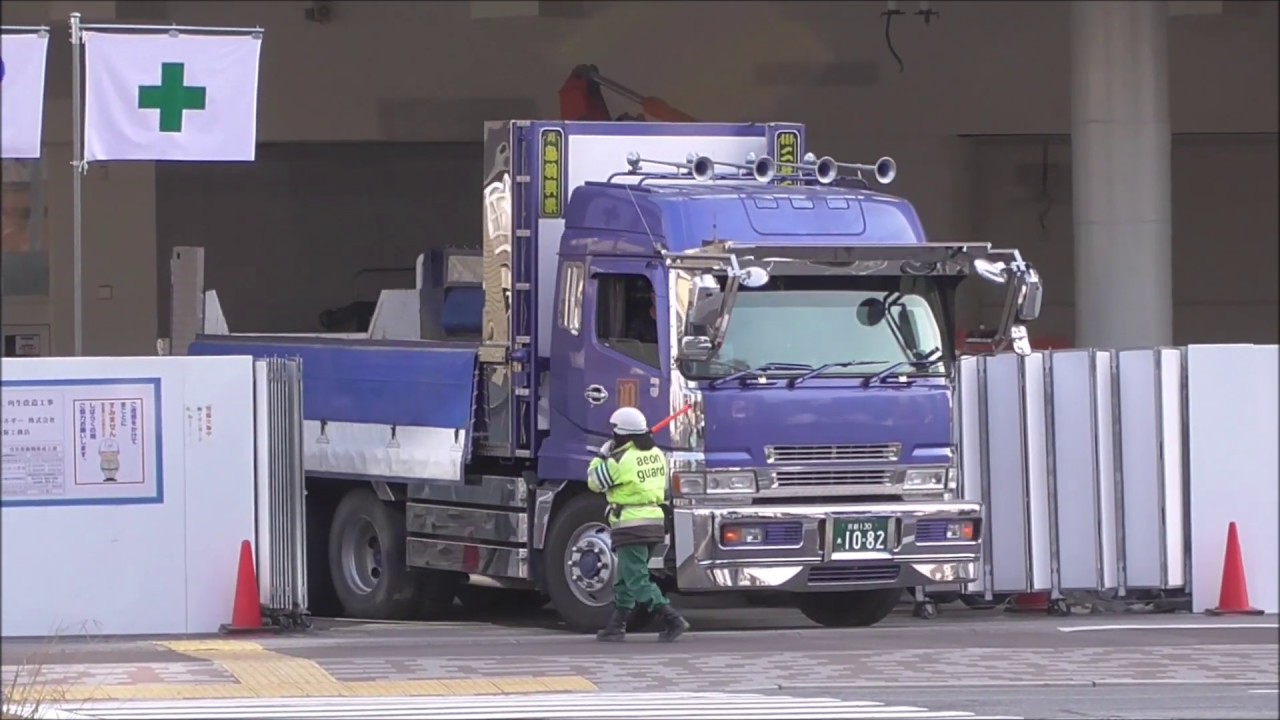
[328,488,454,620]
[796,588,902,628]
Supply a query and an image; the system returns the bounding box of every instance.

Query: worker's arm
[587,456,614,493]
[587,443,629,493]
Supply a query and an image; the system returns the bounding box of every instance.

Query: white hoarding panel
[1186,345,1278,613]
[1049,350,1102,590]
[1,356,255,637]
[983,353,1029,593]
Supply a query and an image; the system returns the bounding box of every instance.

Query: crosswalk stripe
[61,691,1022,720]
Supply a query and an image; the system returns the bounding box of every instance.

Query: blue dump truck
[191,121,1042,632]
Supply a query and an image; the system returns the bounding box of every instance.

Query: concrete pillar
[1070,1,1173,349]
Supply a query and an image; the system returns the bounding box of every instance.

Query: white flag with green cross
[83,31,262,162]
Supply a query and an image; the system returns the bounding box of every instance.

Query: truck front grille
[766,443,900,464]
[772,468,895,488]
[808,562,901,585]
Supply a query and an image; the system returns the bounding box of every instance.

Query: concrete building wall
[2,1,1276,352]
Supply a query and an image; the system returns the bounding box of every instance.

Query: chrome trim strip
[531,480,565,551]
[406,504,527,546]
[666,269,705,453]
[764,443,901,464]
[674,501,981,591]
[406,538,528,579]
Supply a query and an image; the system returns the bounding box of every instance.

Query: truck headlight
[903,468,948,492]
[673,471,757,495]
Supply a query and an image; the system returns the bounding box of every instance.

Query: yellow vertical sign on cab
[774,130,800,187]
[616,379,639,409]
[540,128,565,218]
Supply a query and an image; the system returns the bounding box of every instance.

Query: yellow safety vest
[587,443,667,528]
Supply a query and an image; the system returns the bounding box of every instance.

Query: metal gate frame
[253,357,309,628]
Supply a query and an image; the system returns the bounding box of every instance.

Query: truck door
[574,257,668,448]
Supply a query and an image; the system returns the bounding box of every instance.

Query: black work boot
[655,604,690,643]
[628,603,656,632]
[595,606,630,642]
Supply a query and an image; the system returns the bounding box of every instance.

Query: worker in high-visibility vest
[588,406,689,642]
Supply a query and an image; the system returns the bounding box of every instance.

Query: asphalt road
[4,602,1277,720]
[783,684,1280,719]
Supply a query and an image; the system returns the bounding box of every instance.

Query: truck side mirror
[1015,271,1043,322]
[686,274,723,326]
[678,335,714,361]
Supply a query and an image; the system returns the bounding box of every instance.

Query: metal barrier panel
[253,358,308,619]
[1045,349,1120,592]
[960,347,1187,600]
[1115,349,1185,590]
[981,354,1033,593]
[956,356,990,595]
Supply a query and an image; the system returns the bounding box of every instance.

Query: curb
[776,678,1275,690]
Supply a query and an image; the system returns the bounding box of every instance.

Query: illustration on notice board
[98,436,121,482]
[73,399,147,486]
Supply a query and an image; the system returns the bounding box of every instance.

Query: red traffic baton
[650,403,693,433]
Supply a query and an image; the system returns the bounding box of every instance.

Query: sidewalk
[1,639,595,704]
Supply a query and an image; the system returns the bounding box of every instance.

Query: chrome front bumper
[672,501,982,592]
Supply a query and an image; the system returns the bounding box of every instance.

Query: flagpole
[70,12,84,357]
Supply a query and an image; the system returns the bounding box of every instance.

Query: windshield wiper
[709,362,814,389]
[861,349,945,388]
[786,360,888,388]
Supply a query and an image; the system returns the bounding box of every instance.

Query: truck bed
[188,335,479,482]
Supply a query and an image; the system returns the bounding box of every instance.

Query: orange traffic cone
[219,540,266,633]
[1207,522,1263,616]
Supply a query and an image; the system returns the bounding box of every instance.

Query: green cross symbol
[137,63,207,133]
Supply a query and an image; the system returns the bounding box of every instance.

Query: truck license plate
[833,517,891,552]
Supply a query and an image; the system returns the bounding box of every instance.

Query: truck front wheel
[543,492,661,634]
[544,493,616,633]
[328,488,455,620]
[796,588,902,628]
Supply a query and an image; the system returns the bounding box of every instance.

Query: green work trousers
[613,543,668,611]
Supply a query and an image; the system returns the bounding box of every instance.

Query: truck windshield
[682,277,950,380]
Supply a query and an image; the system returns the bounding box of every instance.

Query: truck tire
[796,588,902,628]
[304,495,342,618]
[544,493,619,634]
[328,488,452,620]
[543,493,661,634]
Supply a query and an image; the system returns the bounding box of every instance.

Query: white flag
[84,31,262,162]
[0,32,50,159]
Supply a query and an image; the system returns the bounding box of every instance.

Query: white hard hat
[609,406,649,435]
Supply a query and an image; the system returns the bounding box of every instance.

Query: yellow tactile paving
[157,640,339,688]
[19,642,602,701]
[157,640,266,653]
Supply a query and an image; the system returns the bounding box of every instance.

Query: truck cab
[531,153,1040,626]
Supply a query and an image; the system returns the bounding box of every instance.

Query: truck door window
[594,273,659,368]
[558,261,585,335]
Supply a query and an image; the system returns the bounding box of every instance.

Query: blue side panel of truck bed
[188,338,476,430]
